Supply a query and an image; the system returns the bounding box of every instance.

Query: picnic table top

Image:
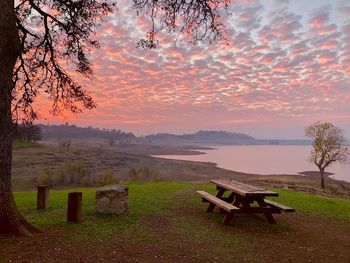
[210,179,279,197]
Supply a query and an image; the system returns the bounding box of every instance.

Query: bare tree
[305,122,349,189]
[1,0,231,236]
[133,0,231,48]
[1,0,115,236]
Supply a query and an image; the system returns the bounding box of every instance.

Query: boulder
[95,185,128,215]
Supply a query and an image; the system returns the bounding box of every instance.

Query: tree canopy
[0,0,233,236]
[14,0,115,121]
[13,0,230,122]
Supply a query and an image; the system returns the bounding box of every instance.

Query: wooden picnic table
[197,179,294,225]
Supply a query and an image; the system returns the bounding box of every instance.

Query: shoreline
[12,141,350,199]
[149,144,350,184]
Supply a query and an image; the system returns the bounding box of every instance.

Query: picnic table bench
[197,179,295,225]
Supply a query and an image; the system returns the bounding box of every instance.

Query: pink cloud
[30,0,350,137]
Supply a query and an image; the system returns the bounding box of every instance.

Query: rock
[95,185,128,215]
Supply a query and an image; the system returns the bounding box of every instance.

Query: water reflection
[153,145,350,182]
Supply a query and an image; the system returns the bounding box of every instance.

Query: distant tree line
[39,123,136,141]
[13,123,42,143]
[146,130,255,142]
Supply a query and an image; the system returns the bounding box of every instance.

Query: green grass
[13,182,350,241]
[191,183,350,222]
[15,182,191,238]
[270,188,350,221]
[6,182,350,262]
[13,140,40,149]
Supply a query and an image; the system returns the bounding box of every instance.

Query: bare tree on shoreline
[305,122,349,189]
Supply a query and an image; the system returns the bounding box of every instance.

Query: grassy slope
[16,183,185,237]
[15,182,350,232]
[13,140,40,149]
[196,183,350,220]
[12,182,249,261]
[273,188,350,221]
[8,182,350,261]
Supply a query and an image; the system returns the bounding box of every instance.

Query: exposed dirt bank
[12,140,350,199]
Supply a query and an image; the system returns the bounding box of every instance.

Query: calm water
[152,145,350,182]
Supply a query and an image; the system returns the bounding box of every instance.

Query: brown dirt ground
[11,142,252,191]
[1,196,350,263]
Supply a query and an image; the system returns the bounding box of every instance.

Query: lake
[152,145,350,182]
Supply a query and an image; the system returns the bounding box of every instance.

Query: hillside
[38,125,311,146]
[146,130,311,145]
[146,130,257,145]
[40,124,136,142]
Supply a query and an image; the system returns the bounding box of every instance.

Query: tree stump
[37,185,49,210]
[67,192,82,223]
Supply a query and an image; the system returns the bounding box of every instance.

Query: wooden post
[67,192,82,223]
[37,185,49,210]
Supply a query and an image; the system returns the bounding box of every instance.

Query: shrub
[98,169,117,186]
[56,169,67,184]
[58,139,71,152]
[128,166,165,182]
[129,166,142,181]
[37,168,56,187]
[37,160,88,188]
[37,173,50,186]
[82,175,97,187]
[64,160,87,184]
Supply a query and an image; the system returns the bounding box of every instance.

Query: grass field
[271,188,350,221]
[14,182,350,235]
[16,182,192,237]
[13,140,40,149]
[2,182,350,262]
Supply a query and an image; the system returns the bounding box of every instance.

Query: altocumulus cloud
[37,0,350,137]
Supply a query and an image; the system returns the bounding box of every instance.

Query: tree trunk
[319,168,325,189]
[0,0,38,236]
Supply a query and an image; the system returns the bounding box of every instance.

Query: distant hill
[146,130,257,145]
[39,124,136,142]
[39,125,311,146]
[146,130,311,145]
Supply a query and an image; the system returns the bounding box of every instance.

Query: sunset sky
[37,0,350,139]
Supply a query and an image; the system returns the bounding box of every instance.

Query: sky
[36,0,350,139]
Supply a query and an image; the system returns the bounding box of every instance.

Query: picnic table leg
[207,187,226,212]
[206,203,216,212]
[257,199,276,224]
[232,195,245,208]
[215,187,226,198]
[241,199,251,209]
[222,213,233,226]
[226,192,235,203]
[264,213,276,224]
